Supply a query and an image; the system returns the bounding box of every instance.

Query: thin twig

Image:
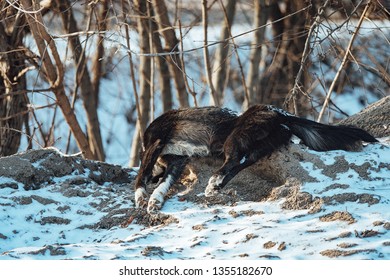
[1,127,44,148]
[148,2,155,120]
[285,0,330,113]
[109,5,312,58]
[179,19,198,106]
[5,0,45,14]
[218,0,249,108]
[202,0,218,106]
[122,0,144,150]
[317,0,372,122]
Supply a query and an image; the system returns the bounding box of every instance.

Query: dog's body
[134,104,378,212]
[134,106,237,211]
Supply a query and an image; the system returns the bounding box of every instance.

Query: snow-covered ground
[0,140,389,260]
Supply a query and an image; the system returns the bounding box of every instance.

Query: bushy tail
[282,115,378,151]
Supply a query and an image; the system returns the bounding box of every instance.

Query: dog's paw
[135,188,149,209]
[204,186,219,197]
[204,174,224,197]
[147,197,163,214]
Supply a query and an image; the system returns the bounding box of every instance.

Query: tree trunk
[151,0,189,108]
[211,0,237,106]
[129,0,152,167]
[0,20,28,156]
[258,0,313,115]
[150,7,173,112]
[245,0,270,109]
[56,0,105,161]
[21,0,93,159]
[89,0,108,161]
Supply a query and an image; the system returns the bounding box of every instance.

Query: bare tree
[150,7,173,112]
[202,0,219,106]
[129,0,152,167]
[245,0,271,109]
[151,0,189,108]
[55,0,105,161]
[20,0,93,159]
[257,0,314,115]
[211,0,237,106]
[0,5,29,156]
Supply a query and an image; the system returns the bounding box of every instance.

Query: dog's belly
[161,141,210,157]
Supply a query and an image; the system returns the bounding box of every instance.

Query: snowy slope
[0,141,389,260]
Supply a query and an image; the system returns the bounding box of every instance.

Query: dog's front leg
[205,154,256,197]
[147,155,189,213]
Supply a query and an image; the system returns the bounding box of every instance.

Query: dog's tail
[273,109,378,151]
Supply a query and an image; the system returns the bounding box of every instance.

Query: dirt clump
[322,193,380,206]
[355,229,381,238]
[0,148,135,190]
[89,208,178,229]
[263,241,276,249]
[320,249,377,258]
[269,177,323,213]
[319,211,356,224]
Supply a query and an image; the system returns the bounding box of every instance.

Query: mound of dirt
[162,144,319,208]
[151,141,381,213]
[0,142,387,229]
[339,95,390,138]
[0,142,389,260]
[0,148,134,190]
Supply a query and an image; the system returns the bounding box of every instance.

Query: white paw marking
[147,198,162,214]
[135,188,149,208]
[205,174,224,197]
[148,175,173,213]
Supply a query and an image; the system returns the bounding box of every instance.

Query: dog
[134,104,378,213]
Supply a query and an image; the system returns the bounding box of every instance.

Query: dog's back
[144,106,237,157]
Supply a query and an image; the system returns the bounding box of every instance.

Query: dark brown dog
[134,105,377,213]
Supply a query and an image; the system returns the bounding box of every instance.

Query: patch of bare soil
[141,246,172,257]
[320,249,377,258]
[324,231,352,242]
[355,229,382,238]
[28,245,67,256]
[268,177,323,213]
[0,148,134,190]
[319,211,356,224]
[322,192,380,206]
[337,243,358,248]
[88,208,178,229]
[263,241,276,249]
[157,144,319,208]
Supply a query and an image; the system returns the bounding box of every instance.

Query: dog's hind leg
[147,155,189,213]
[134,140,163,209]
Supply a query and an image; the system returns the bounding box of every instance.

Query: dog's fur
[134,104,378,212]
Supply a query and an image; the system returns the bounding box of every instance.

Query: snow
[0,142,389,260]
